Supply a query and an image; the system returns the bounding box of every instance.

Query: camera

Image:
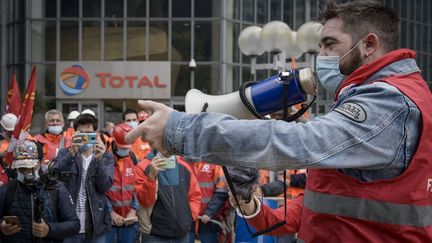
[24,169,71,191]
[78,133,97,145]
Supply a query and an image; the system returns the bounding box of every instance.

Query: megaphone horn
[185,68,317,119]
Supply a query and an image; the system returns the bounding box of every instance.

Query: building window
[83,21,101,60]
[30,0,57,18]
[127,0,146,17]
[83,0,102,18]
[172,21,191,62]
[149,21,168,61]
[60,21,79,60]
[195,21,220,62]
[61,0,79,18]
[105,21,124,61]
[172,64,190,96]
[105,0,124,18]
[150,0,168,18]
[31,21,56,61]
[127,21,146,60]
[172,0,191,17]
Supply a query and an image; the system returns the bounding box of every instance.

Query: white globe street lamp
[238,26,265,56]
[260,21,292,54]
[297,21,323,53]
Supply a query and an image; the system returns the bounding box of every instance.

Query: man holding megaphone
[126,0,432,242]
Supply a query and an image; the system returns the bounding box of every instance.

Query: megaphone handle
[239,81,269,120]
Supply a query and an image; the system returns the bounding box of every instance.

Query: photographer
[0,139,79,243]
[52,113,114,243]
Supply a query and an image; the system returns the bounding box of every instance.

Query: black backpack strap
[129,151,139,165]
[4,179,18,215]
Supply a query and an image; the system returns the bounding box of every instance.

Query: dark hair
[320,0,400,52]
[122,109,137,121]
[73,114,98,131]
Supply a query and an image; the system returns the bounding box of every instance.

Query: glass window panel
[232,22,240,63]
[32,98,56,134]
[231,65,240,91]
[401,0,407,18]
[173,0,191,17]
[415,24,422,51]
[128,0,146,17]
[16,23,25,62]
[61,0,78,17]
[283,0,293,27]
[105,22,124,61]
[242,66,252,83]
[257,52,269,64]
[400,21,407,47]
[61,103,79,118]
[31,0,57,18]
[104,100,124,124]
[106,0,124,18]
[31,21,56,61]
[242,52,250,65]
[257,0,269,24]
[83,21,101,60]
[149,0,168,18]
[243,0,254,22]
[295,0,305,29]
[256,69,269,81]
[172,64,190,96]
[83,0,102,18]
[270,0,281,21]
[127,21,146,60]
[60,21,79,60]
[172,21,191,61]
[15,0,25,21]
[195,65,221,95]
[195,0,219,17]
[34,64,56,97]
[229,0,240,20]
[149,21,168,60]
[409,22,415,48]
[195,21,220,61]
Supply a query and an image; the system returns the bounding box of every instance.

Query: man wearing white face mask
[35,110,72,169]
[123,109,151,161]
[123,0,432,241]
[52,113,114,243]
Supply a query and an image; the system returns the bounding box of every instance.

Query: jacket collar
[335,49,419,100]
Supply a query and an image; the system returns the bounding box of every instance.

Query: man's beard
[340,47,364,76]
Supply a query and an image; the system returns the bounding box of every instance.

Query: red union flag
[4,67,37,165]
[5,74,22,116]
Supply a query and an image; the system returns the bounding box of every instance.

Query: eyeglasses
[222,166,288,238]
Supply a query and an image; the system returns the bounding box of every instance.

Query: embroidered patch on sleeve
[334,102,367,122]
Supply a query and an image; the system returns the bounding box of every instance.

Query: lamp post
[189,58,197,89]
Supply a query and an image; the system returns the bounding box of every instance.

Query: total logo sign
[57,62,171,99]
[59,65,90,95]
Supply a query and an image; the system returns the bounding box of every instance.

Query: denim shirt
[164,58,421,182]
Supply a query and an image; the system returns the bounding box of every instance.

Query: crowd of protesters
[0,108,299,243]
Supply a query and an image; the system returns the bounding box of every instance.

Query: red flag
[4,67,37,164]
[5,74,22,116]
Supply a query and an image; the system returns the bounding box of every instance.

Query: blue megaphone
[185,68,316,119]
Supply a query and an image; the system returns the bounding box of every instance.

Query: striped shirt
[77,153,93,233]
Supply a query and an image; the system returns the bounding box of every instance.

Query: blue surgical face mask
[79,144,93,152]
[48,125,63,135]
[316,39,364,95]
[116,147,130,157]
[127,121,138,129]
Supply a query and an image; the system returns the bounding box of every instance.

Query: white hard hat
[1,113,18,131]
[81,109,96,117]
[67,110,80,120]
